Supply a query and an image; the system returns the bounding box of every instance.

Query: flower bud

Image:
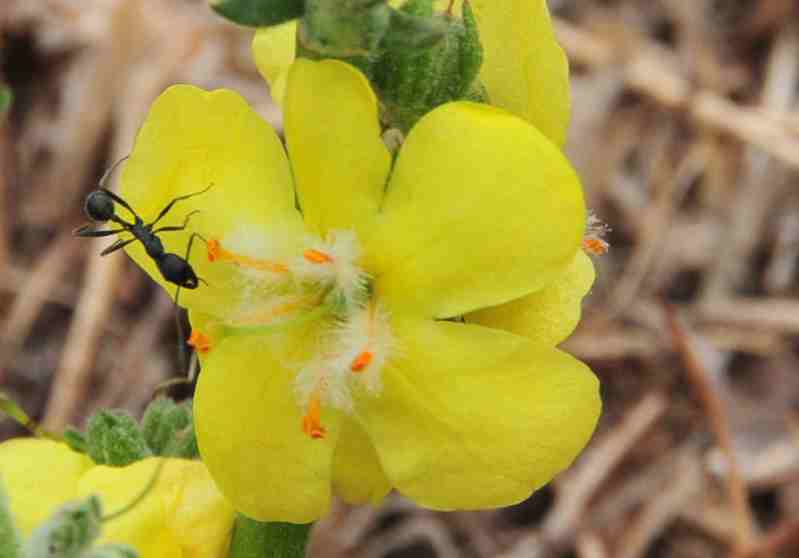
[376,0,482,131]
[140,397,192,457]
[86,411,151,467]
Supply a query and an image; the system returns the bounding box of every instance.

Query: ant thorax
[76,185,210,290]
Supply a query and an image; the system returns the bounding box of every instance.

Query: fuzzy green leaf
[86,411,151,467]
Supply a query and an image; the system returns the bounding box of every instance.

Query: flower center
[193,229,394,439]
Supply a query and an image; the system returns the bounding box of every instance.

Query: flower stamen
[187,330,212,353]
[350,351,374,373]
[301,391,326,440]
[207,238,289,273]
[303,249,334,264]
[583,213,610,256]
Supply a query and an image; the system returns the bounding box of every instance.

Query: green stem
[229,516,312,558]
[0,481,21,558]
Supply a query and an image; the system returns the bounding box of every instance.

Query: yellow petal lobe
[194,332,340,523]
[371,102,585,318]
[468,250,595,345]
[162,460,236,558]
[253,22,297,105]
[78,459,178,558]
[332,418,392,505]
[471,0,571,146]
[356,318,600,510]
[284,59,390,235]
[0,438,92,535]
[119,84,303,316]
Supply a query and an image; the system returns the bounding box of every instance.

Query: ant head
[84,190,116,222]
[158,254,200,289]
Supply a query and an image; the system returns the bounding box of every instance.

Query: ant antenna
[98,155,129,189]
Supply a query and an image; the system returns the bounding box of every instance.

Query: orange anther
[301,395,326,440]
[187,330,212,353]
[207,239,223,262]
[304,249,334,264]
[583,238,609,256]
[350,351,374,373]
[206,238,288,273]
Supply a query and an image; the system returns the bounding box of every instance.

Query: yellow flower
[117,57,599,523]
[253,0,571,146]
[0,438,235,557]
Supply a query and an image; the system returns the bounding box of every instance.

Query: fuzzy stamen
[304,248,334,264]
[207,238,289,273]
[583,213,610,256]
[187,330,212,353]
[350,351,374,373]
[301,392,326,440]
[583,238,609,255]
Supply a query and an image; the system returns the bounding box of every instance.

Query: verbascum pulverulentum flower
[0,438,235,557]
[115,56,600,523]
[253,0,571,146]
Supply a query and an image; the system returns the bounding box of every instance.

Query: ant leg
[148,184,213,228]
[151,210,201,234]
[100,237,136,256]
[174,232,209,375]
[74,225,127,237]
[98,155,130,188]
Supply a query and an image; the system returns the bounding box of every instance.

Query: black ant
[74,158,210,290]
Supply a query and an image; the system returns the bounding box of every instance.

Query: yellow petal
[468,250,595,345]
[119,84,304,316]
[78,458,178,558]
[194,331,340,523]
[284,59,391,235]
[332,418,391,505]
[356,318,600,510]
[370,102,585,318]
[163,460,236,558]
[472,0,571,146]
[253,22,297,105]
[0,438,92,535]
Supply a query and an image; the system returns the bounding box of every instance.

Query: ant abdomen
[84,190,116,222]
[157,253,200,289]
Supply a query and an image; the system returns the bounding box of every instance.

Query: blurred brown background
[3,0,799,556]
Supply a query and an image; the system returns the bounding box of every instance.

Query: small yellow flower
[117,57,599,523]
[253,0,571,146]
[0,438,234,557]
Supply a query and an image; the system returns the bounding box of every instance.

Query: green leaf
[229,516,312,558]
[211,0,304,27]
